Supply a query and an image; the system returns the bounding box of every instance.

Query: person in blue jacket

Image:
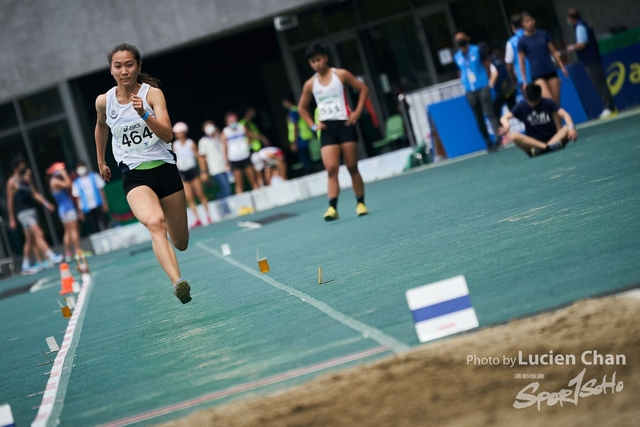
[566,7,617,119]
[454,31,501,153]
[505,13,531,98]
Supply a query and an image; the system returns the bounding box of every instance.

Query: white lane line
[29,277,59,293]
[197,242,410,354]
[621,288,640,300]
[97,345,390,427]
[31,273,95,427]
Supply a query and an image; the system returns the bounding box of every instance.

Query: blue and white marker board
[0,404,15,427]
[406,275,479,343]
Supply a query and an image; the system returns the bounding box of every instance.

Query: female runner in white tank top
[172,122,211,227]
[95,44,192,304]
[298,44,370,221]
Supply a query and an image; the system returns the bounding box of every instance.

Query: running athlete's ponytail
[108,43,161,88]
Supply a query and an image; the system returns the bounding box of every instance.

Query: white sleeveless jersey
[223,124,251,162]
[173,139,197,171]
[312,69,350,121]
[105,83,175,170]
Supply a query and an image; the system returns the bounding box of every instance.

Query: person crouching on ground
[499,84,578,157]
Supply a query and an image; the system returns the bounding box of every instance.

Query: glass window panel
[422,12,459,82]
[450,0,509,51]
[27,120,78,181]
[18,88,64,123]
[412,0,442,7]
[324,1,358,33]
[363,16,430,114]
[504,0,563,41]
[0,133,28,197]
[357,0,411,22]
[285,10,326,45]
[0,133,28,247]
[333,38,381,156]
[0,103,19,132]
[293,48,315,83]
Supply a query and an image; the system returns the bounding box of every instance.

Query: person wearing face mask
[454,31,502,153]
[566,8,617,119]
[6,158,64,274]
[172,122,211,227]
[72,161,110,234]
[198,120,231,218]
[220,112,261,194]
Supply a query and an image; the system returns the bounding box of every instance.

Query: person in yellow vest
[283,98,313,172]
[239,107,269,153]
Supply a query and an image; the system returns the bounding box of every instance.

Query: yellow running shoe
[323,206,339,221]
[356,203,369,217]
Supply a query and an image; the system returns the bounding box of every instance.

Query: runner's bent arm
[338,70,369,125]
[95,94,112,182]
[298,79,318,129]
[133,87,173,142]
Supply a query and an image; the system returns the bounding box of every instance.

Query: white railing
[401,79,465,151]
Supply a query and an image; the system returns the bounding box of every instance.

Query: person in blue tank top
[566,7,617,119]
[47,162,86,262]
[453,31,501,153]
[517,12,568,107]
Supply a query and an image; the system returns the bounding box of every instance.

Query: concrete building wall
[0,0,318,103]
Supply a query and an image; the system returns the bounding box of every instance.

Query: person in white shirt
[220,112,263,194]
[72,161,110,234]
[172,122,210,227]
[198,120,231,217]
[251,146,287,186]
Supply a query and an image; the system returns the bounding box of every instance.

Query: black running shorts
[533,71,559,82]
[123,162,184,199]
[229,157,253,170]
[178,167,199,182]
[320,120,358,147]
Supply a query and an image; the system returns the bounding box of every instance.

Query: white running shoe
[599,109,613,119]
[21,265,39,275]
[50,253,64,265]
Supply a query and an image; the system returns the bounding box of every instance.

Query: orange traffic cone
[59,263,74,295]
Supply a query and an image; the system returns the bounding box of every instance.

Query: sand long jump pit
[160,293,639,427]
